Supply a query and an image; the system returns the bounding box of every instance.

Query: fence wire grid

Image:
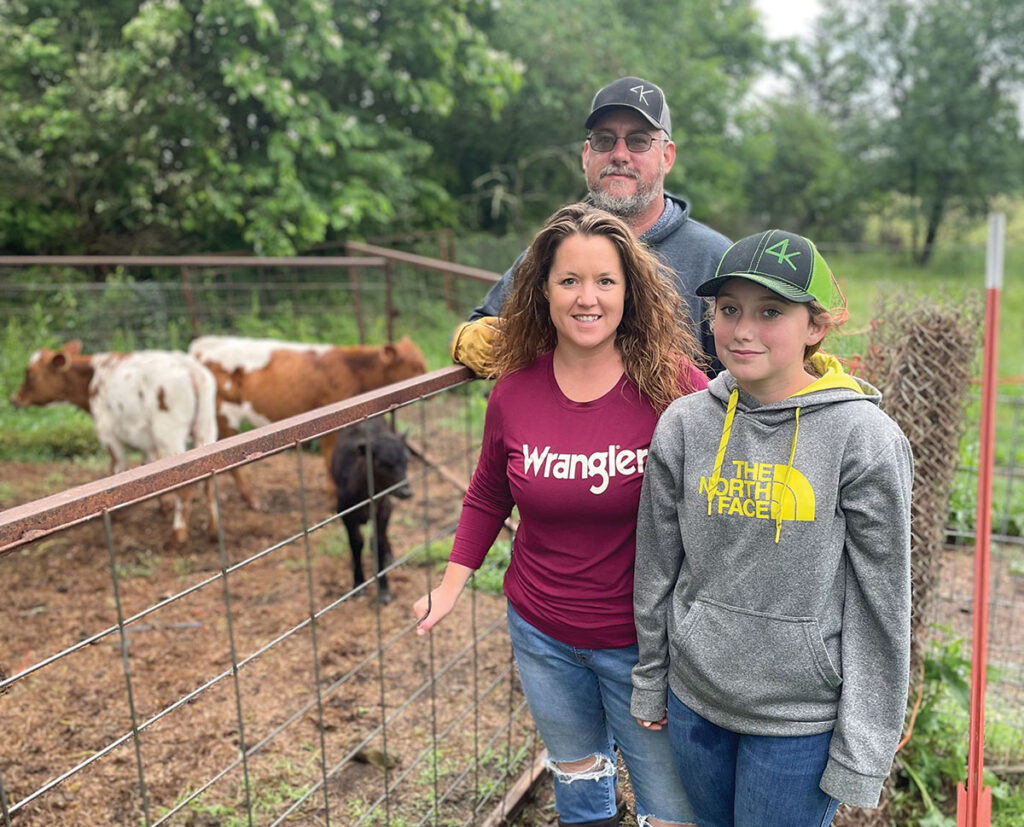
[0,370,544,826]
[0,249,1022,826]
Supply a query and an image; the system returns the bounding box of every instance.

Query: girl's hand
[636,716,667,731]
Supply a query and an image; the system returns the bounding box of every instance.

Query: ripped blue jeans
[507,603,694,825]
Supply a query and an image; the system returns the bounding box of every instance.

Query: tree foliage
[0,0,521,255]
[739,98,866,240]
[802,0,1024,263]
[1,0,1020,260]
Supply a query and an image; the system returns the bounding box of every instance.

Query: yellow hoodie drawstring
[775,406,801,543]
[706,388,802,543]
[707,388,739,516]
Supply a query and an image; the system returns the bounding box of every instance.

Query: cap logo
[630,84,652,105]
[764,239,801,271]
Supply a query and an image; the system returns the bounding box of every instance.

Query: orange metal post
[956,212,1004,827]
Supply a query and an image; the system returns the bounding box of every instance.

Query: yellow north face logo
[700,461,815,522]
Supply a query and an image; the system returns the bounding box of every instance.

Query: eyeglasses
[587,132,664,153]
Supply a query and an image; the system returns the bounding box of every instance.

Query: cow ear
[62,340,82,357]
[382,344,397,363]
[50,351,68,369]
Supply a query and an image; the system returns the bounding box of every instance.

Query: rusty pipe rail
[0,255,386,268]
[0,366,475,556]
[345,241,501,285]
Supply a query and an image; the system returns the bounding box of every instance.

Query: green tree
[738,98,866,240]
[0,0,521,255]
[803,0,1024,264]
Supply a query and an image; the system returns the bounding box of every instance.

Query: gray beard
[588,185,661,218]
[587,161,664,218]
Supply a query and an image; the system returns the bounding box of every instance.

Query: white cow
[11,341,220,544]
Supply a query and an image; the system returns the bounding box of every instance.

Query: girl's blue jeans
[507,603,694,825]
[667,691,841,827]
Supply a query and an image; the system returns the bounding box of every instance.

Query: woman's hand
[412,562,474,636]
[636,716,667,731]
[413,586,458,635]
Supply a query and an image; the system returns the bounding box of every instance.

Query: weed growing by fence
[889,632,1024,826]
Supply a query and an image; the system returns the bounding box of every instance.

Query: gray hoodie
[631,354,913,808]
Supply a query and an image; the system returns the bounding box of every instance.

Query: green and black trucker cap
[696,229,833,306]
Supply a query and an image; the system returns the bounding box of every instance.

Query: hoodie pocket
[672,598,842,724]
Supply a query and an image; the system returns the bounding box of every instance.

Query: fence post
[439,230,455,312]
[179,266,200,337]
[956,212,1004,827]
[349,266,366,345]
[385,259,395,344]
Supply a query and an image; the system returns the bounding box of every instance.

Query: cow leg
[105,440,127,476]
[343,513,367,594]
[231,466,261,511]
[205,477,220,539]
[103,441,131,524]
[150,440,191,544]
[320,433,340,501]
[373,499,393,604]
[171,493,189,544]
[216,417,261,511]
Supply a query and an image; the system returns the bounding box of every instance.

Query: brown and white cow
[187,335,428,508]
[11,341,220,544]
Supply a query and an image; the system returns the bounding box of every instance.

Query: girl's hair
[704,291,848,375]
[491,202,702,412]
[804,300,846,370]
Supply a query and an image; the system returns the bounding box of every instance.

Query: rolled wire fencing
[0,368,542,826]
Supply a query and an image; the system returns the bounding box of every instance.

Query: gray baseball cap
[585,76,672,137]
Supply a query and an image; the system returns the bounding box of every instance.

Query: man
[452,76,731,377]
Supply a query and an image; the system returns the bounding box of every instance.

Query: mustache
[598,163,639,180]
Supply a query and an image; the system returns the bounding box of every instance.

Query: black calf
[330,419,412,604]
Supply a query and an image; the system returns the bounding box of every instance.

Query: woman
[413,203,706,827]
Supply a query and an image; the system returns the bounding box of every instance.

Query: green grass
[820,244,1023,383]
[420,534,512,596]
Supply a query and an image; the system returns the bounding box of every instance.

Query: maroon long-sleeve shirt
[450,351,706,648]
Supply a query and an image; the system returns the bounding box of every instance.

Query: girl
[414,203,706,827]
[631,229,913,827]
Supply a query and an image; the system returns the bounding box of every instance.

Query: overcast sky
[754,0,822,39]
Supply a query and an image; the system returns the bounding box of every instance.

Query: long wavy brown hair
[491,203,702,411]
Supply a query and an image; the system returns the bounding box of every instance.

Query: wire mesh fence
[0,253,487,355]
[0,369,546,826]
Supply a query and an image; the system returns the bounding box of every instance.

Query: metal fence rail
[0,368,542,826]
[0,249,499,353]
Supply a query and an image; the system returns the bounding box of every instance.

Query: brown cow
[187,335,428,508]
[11,341,220,544]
